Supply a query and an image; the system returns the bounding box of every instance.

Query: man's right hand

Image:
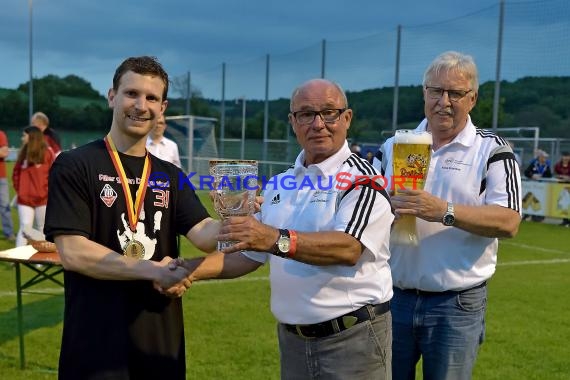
[153,257,190,292]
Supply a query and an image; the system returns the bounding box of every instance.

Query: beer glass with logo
[209,160,258,250]
[391,129,432,246]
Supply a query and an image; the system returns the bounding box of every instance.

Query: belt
[397,281,487,296]
[283,302,390,339]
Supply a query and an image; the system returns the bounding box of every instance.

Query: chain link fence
[172,0,569,173]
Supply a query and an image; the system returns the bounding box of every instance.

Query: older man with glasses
[374,51,522,379]
[174,78,395,379]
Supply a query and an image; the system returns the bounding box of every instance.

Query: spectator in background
[350,141,362,157]
[524,149,552,180]
[521,149,552,222]
[12,126,55,247]
[0,129,15,242]
[554,151,570,181]
[554,151,570,226]
[31,111,62,156]
[365,150,375,164]
[146,114,182,168]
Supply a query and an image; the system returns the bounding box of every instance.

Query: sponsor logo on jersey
[100,184,118,207]
[271,194,280,204]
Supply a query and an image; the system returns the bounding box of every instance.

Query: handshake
[152,257,198,298]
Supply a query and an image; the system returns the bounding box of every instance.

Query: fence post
[263,54,270,162]
[220,62,226,158]
[321,39,326,78]
[492,0,505,132]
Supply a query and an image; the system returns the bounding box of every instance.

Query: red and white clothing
[0,131,8,179]
[554,161,570,177]
[12,148,55,207]
[12,148,55,246]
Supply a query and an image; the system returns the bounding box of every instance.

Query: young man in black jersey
[44,56,220,380]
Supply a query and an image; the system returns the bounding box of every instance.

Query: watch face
[278,238,290,253]
[443,214,455,226]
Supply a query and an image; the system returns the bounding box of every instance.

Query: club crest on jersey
[100,184,118,207]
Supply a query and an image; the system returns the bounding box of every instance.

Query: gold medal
[105,135,152,259]
[123,239,145,259]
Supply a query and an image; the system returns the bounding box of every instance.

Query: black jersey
[45,139,209,380]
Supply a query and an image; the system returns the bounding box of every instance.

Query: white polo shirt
[376,117,521,292]
[244,142,394,324]
[146,136,182,168]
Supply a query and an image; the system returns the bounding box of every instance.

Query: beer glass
[391,130,432,246]
[209,160,258,250]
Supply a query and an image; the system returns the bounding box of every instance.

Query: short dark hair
[112,56,169,100]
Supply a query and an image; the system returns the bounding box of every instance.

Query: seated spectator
[349,142,362,157]
[524,149,552,180]
[554,151,570,181]
[523,150,552,222]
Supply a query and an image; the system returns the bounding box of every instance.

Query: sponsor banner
[522,179,570,218]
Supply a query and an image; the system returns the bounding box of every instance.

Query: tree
[0,93,27,127]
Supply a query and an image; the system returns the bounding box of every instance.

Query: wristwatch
[273,229,291,257]
[442,202,455,226]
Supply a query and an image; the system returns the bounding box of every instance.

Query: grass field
[0,190,569,379]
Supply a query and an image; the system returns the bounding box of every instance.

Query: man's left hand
[218,216,277,253]
[390,189,447,222]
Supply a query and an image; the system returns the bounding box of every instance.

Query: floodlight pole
[492,0,505,132]
[239,96,246,159]
[28,0,34,121]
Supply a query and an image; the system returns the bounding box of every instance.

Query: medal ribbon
[104,135,151,233]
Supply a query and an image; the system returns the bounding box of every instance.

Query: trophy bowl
[391,129,432,246]
[209,160,258,250]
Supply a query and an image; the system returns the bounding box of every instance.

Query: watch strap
[288,230,297,258]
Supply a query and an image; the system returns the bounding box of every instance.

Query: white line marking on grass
[498,258,570,266]
[2,258,567,297]
[192,276,269,285]
[0,278,270,297]
[500,241,570,255]
[0,288,64,297]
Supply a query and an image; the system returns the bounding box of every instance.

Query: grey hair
[422,51,479,91]
[31,111,49,126]
[289,79,348,111]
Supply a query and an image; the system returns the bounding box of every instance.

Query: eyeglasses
[291,108,347,125]
[425,86,472,102]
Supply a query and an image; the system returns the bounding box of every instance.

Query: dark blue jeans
[392,284,487,380]
[0,178,13,237]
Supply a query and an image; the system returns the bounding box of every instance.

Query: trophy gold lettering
[391,129,432,246]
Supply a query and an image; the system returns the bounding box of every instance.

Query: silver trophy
[209,160,258,250]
